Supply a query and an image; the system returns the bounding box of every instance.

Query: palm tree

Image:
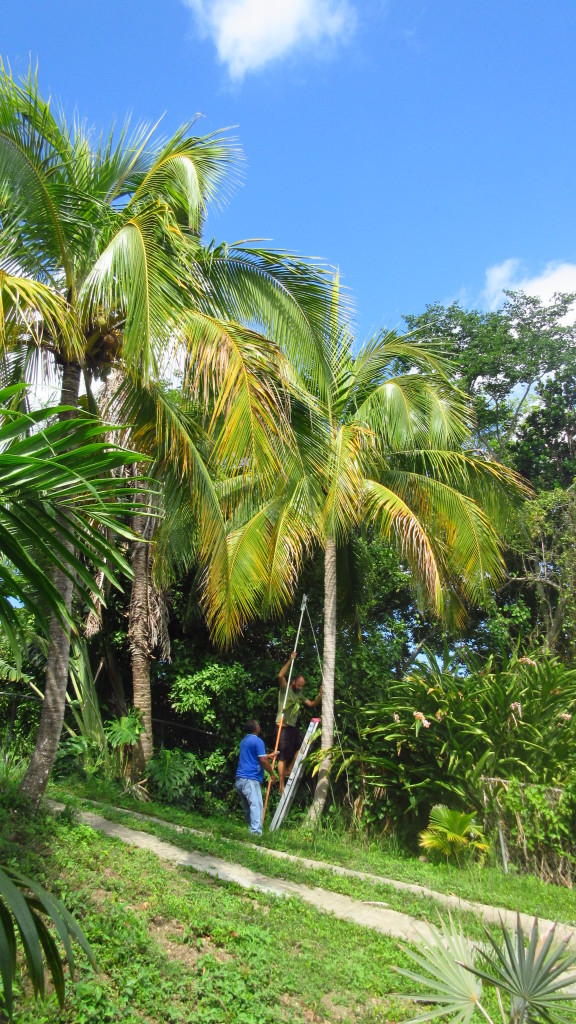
[92,374,229,770]
[0,63,330,794]
[203,279,526,819]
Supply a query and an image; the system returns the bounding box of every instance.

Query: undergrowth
[1,786,418,1023]
[50,777,576,926]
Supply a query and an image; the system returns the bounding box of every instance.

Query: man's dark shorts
[278,725,304,764]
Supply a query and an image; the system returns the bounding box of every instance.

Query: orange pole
[261,714,284,824]
[262,594,308,826]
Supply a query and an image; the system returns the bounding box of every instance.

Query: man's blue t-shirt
[236,733,266,783]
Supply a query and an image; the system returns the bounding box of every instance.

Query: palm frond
[0,861,96,1021]
[382,469,507,605]
[127,126,242,229]
[0,270,80,361]
[363,477,444,613]
[182,311,292,484]
[79,203,184,382]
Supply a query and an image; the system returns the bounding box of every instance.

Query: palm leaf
[0,862,96,1020]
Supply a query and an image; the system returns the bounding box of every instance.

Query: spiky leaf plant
[398,914,576,1024]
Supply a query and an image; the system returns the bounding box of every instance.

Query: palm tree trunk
[128,510,154,777]
[20,361,82,805]
[307,536,337,823]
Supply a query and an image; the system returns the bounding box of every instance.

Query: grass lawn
[50,776,576,928]
[2,790,419,1024]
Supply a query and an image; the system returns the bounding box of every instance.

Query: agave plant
[419,804,490,864]
[399,914,576,1024]
[0,862,96,1020]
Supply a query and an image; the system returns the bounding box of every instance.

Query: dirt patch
[278,992,324,1022]
[148,918,232,967]
[319,995,354,1022]
[89,886,114,906]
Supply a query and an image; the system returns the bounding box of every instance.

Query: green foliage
[104,709,145,751]
[509,488,576,660]
[491,778,576,885]
[511,369,576,490]
[53,736,106,781]
[329,649,576,828]
[0,385,144,664]
[418,805,489,864]
[104,709,145,786]
[404,291,576,460]
[147,746,228,812]
[399,915,576,1024]
[0,862,96,1020]
[170,660,250,725]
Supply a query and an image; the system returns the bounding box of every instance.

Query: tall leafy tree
[0,63,330,793]
[204,280,526,818]
[406,292,576,658]
[405,291,576,458]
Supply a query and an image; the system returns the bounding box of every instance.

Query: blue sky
[3,0,576,339]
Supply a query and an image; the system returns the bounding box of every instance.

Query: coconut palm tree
[203,279,527,819]
[0,63,330,795]
[91,374,229,770]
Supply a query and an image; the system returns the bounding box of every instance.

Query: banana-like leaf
[0,862,96,1020]
[0,385,151,662]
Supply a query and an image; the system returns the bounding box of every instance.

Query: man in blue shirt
[235,719,277,835]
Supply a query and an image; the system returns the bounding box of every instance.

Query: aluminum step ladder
[269,718,321,832]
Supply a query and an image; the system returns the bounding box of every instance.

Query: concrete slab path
[53,801,575,946]
[78,809,436,943]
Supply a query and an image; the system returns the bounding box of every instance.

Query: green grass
[50,776,576,927]
[66,800,491,941]
[1,789,420,1024]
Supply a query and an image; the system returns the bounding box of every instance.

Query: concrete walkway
[79,810,437,943]
[55,802,575,946]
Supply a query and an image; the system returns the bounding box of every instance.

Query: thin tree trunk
[20,361,82,805]
[128,509,154,777]
[307,536,337,823]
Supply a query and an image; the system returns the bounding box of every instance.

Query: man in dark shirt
[276,652,322,793]
[235,719,277,835]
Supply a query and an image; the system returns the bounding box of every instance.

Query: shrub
[147,747,228,813]
[419,804,489,864]
[330,648,576,832]
[490,777,576,885]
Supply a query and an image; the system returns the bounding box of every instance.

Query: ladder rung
[269,719,320,832]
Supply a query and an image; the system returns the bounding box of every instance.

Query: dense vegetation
[2,63,576,1022]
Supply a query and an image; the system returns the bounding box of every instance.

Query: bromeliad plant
[399,914,576,1024]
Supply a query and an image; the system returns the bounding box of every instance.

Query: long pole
[262,593,308,825]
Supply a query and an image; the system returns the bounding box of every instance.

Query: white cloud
[482,258,576,312]
[184,0,357,79]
